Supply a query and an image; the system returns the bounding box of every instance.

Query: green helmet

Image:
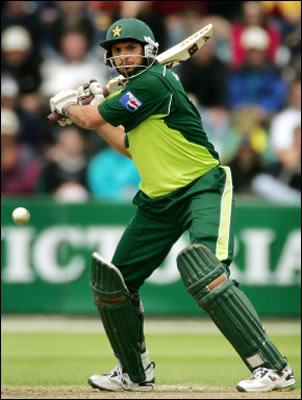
[100,18,159,78]
[100,18,156,50]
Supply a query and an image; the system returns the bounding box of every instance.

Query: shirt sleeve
[98,73,172,131]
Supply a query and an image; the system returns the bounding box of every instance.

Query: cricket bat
[47,23,214,122]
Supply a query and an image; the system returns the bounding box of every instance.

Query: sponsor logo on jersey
[119,91,143,112]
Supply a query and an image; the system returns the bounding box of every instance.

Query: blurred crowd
[1,1,301,204]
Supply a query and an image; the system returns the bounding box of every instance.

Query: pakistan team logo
[112,25,123,38]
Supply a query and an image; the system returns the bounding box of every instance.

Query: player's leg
[89,252,155,392]
[178,166,295,392]
[182,166,235,270]
[89,209,182,391]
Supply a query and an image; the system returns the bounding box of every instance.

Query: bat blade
[47,23,214,122]
[157,23,214,68]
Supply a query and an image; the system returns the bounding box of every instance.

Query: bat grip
[47,86,110,122]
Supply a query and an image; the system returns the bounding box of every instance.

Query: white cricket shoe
[88,361,155,392]
[236,363,295,392]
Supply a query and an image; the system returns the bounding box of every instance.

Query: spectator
[220,107,275,165]
[180,38,227,109]
[1,73,19,109]
[87,0,121,18]
[179,38,229,155]
[199,14,232,65]
[228,134,266,195]
[199,106,231,159]
[230,1,282,68]
[1,107,42,195]
[1,74,40,147]
[152,1,207,16]
[1,24,43,137]
[206,1,244,21]
[261,1,301,28]
[251,125,301,205]
[270,78,301,162]
[87,147,141,202]
[261,2,301,81]
[39,29,107,101]
[1,25,42,94]
[1,0,43,59]
[114,1,167,52]
[86,0,121,44]
[42,1,96,55]
[268,124,301,191]
[227,26,288,121]
[152,2,208,50]
[38,126,89,202]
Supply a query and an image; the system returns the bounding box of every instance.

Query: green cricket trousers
[102,166,287,374]
[111,165,235,293]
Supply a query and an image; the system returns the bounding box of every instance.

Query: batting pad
[90,252,146,383]
[177,244,287,372]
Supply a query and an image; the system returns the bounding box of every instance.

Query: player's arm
[50,89,131,159]
[95,123,131,159]
[66,104,130,159]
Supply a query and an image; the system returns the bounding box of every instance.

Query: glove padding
[50,82,105,126]
[77,80,105,106]
[50,89,79,116]
[57,117,73,127]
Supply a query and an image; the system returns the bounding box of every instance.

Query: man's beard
[118,65,141,78]
[116,58,148,78]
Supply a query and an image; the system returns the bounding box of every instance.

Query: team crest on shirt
[119,91,143,112]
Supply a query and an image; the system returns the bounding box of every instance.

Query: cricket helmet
[100,18,159,77]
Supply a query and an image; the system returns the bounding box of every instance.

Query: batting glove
[57,117,73,127]
[50,89,79,117]
[77,82,91,99]
[77,80,105,106]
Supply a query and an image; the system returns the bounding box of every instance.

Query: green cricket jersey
[98,61,220,198]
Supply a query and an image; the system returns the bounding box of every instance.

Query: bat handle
[47,86,110,122]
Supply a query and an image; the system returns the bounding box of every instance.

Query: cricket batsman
[50,18,295,393]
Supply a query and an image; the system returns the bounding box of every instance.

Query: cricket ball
[12,207,30,225]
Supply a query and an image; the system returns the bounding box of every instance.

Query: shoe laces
[251,362,291,380]
[116,368,131,390]
[107,365,122,378]
[250,367,270,380]
[250,367,283,382]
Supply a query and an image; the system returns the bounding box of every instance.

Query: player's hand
[77,80,105,106]
[50,89,79,116]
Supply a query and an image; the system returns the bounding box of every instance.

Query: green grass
[1,332,300,388]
